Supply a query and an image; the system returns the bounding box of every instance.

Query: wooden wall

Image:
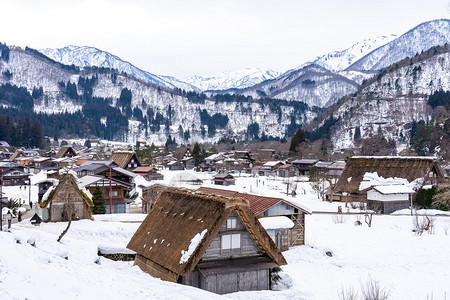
[290,213,305,246]
[181,269,269,294]
[202,211,259,260]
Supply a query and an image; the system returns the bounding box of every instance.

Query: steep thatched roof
[9,150,25,161]
[55,146,77,159]
[172,147,190,161]
[110,151,140,169]
[335,156,445,194]
[127,189,286,277]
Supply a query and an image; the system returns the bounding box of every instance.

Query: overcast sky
[2,0,450,78]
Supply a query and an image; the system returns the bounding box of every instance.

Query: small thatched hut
[333,156,446,202]
[40,172,93,222]
[127,189,286,294]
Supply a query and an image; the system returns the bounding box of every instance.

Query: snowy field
[1,170,449,299]
[2,212,450,299]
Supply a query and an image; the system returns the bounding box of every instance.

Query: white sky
[2,0,450,78]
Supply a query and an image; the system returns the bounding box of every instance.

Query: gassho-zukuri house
[332,156,446,203]
[127,188,287,294]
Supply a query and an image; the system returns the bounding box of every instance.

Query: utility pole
[0,169,3,232]
[109,162,112,214]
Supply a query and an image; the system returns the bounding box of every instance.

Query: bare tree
[412,212,435,236]
[361,276,390,300]
[57,177,75,243]
[57,202,75,243]
[339,286,359,300]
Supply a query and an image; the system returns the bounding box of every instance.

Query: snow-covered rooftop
[259,216,295,230]
[371,185,415,195]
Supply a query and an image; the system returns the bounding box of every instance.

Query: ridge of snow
[347,19,450,71]
[184,67,281,91]
[179,229,208,264]
[39,45,200,92]
[309,35,398,71]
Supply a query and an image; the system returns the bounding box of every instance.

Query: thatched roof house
[110,151,141,169]
[55,146,77,159]
[333,156,445,201]
[198,187,311,247]
[40,172,93,222]
[127,189,286,294]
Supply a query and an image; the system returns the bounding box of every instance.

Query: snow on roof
[79,175,104,186]
[179,229,208,264]
[263,160,282,167]
[372,185,415,195]
[112,166,137,178]
[259,216,295,230]
[352,156,437,160]
[359,172,424,192]
[204,153,223,161]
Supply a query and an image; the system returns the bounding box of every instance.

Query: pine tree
[192,142,202,166]
[92,186,106,214]
[289,128,306,152]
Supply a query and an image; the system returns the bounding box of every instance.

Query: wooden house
[40,173,93,222]
[213,173,236,186]
[55,146,77,159]
[110,151,141,170]
[127,189,287,294]
[366,185,415,214]
[1,169,31,186]
[333,156,446,202]
[291,158,320,176]
[259,161,284,176]
[276,164,296,178]
[80,175,133,214]
[197,187,311,246]
[133,166,164,181]
[172,147,194,170]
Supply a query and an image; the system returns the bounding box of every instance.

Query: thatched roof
[335,156,445,194]
[9,150,25,161]
[41,172,94,209]
[55,146,77,159]
[127,189,286,277]
[110,151,140,169]
[172,147,190,161]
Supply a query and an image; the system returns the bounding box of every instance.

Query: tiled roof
[197,187,310,215]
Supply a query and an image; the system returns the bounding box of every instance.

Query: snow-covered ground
[1,171,449,299]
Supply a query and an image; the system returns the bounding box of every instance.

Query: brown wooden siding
[289,213,305,246]
[202,211,259,260]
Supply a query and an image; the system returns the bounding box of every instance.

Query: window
[221,234,240,250]
[227,218,236,229]
[109,191,118,197]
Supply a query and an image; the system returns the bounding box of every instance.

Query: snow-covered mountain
[0,45,316,145]
[39,45,201,92]
[237,64,359,108]
[183,68,281,91]
[347,19,450,71]
[306,44,450,151]
[309,35,397,71]
[39,46,280,93]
